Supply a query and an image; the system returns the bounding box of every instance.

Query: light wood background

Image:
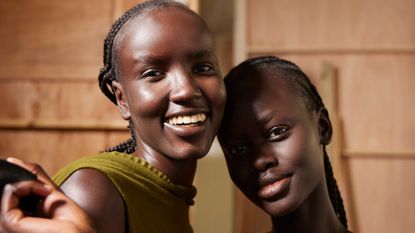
[233,0,415,233]
[0,0,130,173]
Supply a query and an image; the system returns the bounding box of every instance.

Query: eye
[141,69,165,80]
[267,125,290,141]
[193,63,215,74]
[229,144,248,157]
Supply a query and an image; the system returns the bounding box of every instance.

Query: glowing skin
[60,6,226,233]
[219,67,349,232]
[113,7,226,185]
[220,71,325,215]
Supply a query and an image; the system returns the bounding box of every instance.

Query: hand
[0,158,96,233]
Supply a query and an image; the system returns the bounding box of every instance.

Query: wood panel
[0,130,130,174]
[0,0,112,79]
[247,0,415,52]
[0,80,122,123]
[344,156,415,233]
[233,189,271,233]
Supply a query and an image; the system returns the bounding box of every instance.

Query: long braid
[104,120,137,154]
[97,0,189,153]
[324,148,348,227]
[224,56,348,228]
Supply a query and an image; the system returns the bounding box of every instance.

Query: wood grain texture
[0,80,121,122]
[0,0,112,79]
[344,156,415,233]
[0,130,130,174]
[247,0,415,51]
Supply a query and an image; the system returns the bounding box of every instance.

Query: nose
[169,68,202,102]
[254,145,278,172]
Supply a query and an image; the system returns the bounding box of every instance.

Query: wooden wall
[234,0,415,233]
[0,0,137,174]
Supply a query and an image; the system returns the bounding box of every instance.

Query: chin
[170,142,211,161]
[260,197,300,218]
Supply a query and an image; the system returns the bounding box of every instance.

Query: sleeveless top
[53,152,196,233]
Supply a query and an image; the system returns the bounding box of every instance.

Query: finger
[1,182,51,213]
[6,158,57,188]
[2,216,80,233]
[1,184,20,214]
[1,184,25,233]
[9,181,52,199]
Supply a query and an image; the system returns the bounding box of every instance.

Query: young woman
[52,1,226,233]
[1,1,225,233]
[217,56,351,233]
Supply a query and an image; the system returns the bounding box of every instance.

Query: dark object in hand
[0,159,42,216]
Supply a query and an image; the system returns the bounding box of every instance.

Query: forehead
[118,6,213,57]
[225,68,307,124]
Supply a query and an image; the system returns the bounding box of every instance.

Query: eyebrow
[188,49,216,60]
[256,109,277,125]
[133,55,166,65]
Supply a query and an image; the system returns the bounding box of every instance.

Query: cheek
[226,158,255,192]
[127,84,167,118]
[201,79,226,110]
[287,133,325,189]
[282,127,321,166]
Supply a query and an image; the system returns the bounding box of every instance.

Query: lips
[257,174,291,199]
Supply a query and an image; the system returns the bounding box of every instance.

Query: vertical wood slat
[320,63,343,184]
[319,63,358,229]
[233,0,247,65]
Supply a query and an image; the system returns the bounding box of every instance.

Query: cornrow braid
[324,148,348,227]
[97,0,190,154]
[104,120,137,154]
[223,56,348,228]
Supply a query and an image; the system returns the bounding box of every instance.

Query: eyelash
[228,126,290,158]
[267,125,290,141]
[229,144,248,157]
[140,63,214,80]
[141,69,165,79]
[193,63,214,74]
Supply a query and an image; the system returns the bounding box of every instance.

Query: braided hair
[221,56,348,228]
[97,0,191,154]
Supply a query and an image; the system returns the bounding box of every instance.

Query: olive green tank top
[53,152,196,233]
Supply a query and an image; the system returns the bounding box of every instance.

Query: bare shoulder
[60,168,125,233]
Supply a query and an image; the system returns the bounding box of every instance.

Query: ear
[317,108,333,145]
[112,80,131,120]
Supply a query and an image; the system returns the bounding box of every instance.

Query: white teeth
[183,116,191,124]
[168,113,206,125]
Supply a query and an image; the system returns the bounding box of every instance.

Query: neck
[133,140,197,186]
[270,180,350,233]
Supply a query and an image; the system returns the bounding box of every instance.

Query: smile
[167,113,206,126]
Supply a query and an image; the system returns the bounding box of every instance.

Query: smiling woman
[50,1,225,233]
